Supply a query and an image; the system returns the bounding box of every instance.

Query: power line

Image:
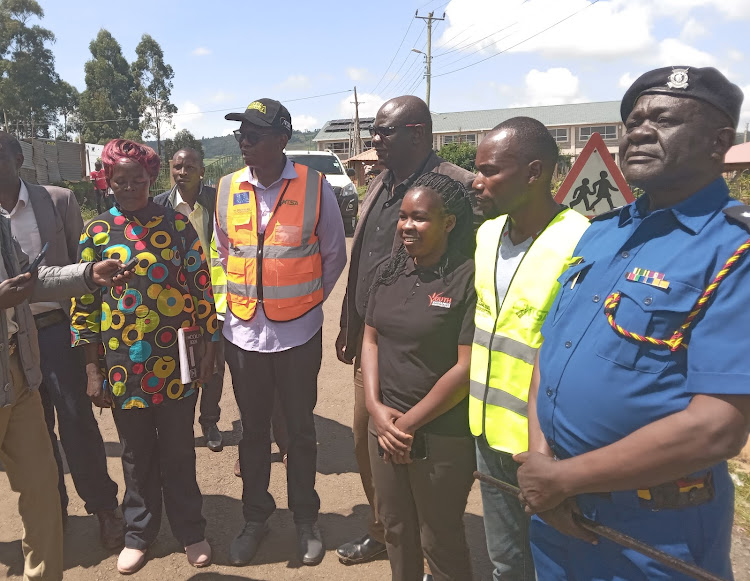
[433,22,517,58]
[433,0,601,78]
[432,24,476,55]
[379,25,426,95]
[79,89,353,125]
[434,31,515,70]
[370,18,415,94]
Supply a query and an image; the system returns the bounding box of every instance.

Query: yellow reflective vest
[208,234,227,319]
[469,209,590,454]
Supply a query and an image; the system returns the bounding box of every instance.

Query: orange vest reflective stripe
[215,163,324,322]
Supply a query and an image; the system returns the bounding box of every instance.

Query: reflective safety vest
[215,163,324,322]
[469,209,590,454]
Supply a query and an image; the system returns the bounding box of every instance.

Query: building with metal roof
[313,101,625,162]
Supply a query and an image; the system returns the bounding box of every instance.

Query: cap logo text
[247,101,267,114]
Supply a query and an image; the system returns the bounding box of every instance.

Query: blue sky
[42,0,750,139]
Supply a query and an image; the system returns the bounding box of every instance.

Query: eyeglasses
[233,129,276,145]
[367,123,425,138]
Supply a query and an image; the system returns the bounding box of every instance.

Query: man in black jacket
[153,148,225,451]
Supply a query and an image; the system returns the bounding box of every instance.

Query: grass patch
[357,185,367,199]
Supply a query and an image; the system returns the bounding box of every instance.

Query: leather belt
[33,309,68,331]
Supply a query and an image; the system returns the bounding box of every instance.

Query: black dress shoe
[336,533,386,564]
[297,523,324,566]
[202,423,223,452]
[229,521,267,566]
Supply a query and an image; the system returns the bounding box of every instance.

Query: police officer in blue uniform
[514,66,746,579]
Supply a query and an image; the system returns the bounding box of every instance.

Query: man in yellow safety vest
[469,117,589,580]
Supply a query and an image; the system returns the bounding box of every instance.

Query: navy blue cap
[621,66,744,128]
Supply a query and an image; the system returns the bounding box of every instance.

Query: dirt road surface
[0,238,748,580]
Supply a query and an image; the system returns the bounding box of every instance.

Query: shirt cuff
[83,263,98,290]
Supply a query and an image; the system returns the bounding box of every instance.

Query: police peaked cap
[621,66,744,129]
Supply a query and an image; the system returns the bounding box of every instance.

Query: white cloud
[293,115,320,131]
[653,38,715,67]
[165,100,236,140]
[347,67,369,82]
[440,0,655,60]
[210,91,236,103]
[276,75,311,90]
[619,72,636,89]
[729,49,744,61]
[338,92,386,118]
[511,68,585,107]
[438,0,750,67]
[192,47,211,56]
[680,18,706,42]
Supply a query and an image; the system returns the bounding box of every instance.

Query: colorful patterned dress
[71,201,218,410]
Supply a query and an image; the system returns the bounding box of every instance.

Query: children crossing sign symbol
[555,132,634,217]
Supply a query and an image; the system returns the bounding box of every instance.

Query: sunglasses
[368,123,425,138]
[233,129,277,146]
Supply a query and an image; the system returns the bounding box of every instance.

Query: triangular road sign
[555,132,634,218]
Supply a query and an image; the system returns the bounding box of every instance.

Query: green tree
[131,34,177,158]
[78,29,140,144]
[54,80,79,140]
[0,0,69,137]
[438,142,477,172]
[163,129,204,161]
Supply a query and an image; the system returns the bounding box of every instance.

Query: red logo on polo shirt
[428,292,452,309]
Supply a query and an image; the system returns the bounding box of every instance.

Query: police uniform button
[644,297,653,305]
[593,295,600,303]
[621,251,630,258]
[546,388,553,397]
[564,341,572,348]
[416,282,420,287]
[3,383,9,392]
[376,226,380,231]
[368,251,372,257]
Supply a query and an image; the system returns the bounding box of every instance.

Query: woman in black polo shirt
[363,172,476,581]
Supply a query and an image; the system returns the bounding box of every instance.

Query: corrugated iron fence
[19,138,84,185]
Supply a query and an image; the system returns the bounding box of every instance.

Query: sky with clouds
[42,0,750,140]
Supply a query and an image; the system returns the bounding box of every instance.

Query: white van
[285,150,359,235]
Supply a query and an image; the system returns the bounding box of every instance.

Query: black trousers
[38,318,118,515]
[225,330,322,525]
[369,425,475,581]
[113,395,205,549]
[198,330,225,427]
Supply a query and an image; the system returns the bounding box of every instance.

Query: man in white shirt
[153,148,226,452]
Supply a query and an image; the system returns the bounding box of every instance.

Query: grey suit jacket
[0,213,94,407]
[25,181,84,267]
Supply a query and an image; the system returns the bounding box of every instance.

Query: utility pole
[415,10,445,109]
[351,86,365,156]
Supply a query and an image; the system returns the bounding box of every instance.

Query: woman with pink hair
[71,139,218,574]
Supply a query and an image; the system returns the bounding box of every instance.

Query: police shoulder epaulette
[723,205,750,233]
[590,206,623,222]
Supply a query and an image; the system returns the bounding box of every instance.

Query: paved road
[0,238,747,580]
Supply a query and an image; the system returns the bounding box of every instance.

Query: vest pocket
[268,224,302,246]
[226,255,248,295]
[595,279,701,373]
